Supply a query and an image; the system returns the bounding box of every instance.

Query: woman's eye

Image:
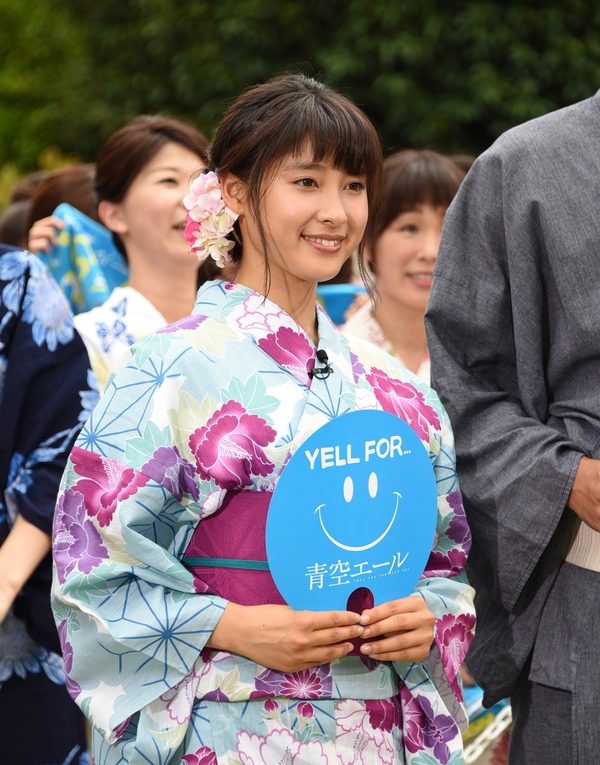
[160,177,178,185]
[296,178,316,187]
[400,224,418,233]
[347,181,366,192]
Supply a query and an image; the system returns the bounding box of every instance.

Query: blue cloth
[36,203,127,314]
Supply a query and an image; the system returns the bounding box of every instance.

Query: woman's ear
[220,173,247,216]
[98,200,128,235]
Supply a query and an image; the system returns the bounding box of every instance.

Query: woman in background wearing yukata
[342,150,465,383]
[30,116,209,392]
[52,74,475,764]
[0,246,96,764]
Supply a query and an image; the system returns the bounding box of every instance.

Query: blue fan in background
[317,283,366,325]
[36,203,127,314]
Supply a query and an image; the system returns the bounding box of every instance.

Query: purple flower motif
[71,447,149,527]
[189,400,276,490]
[417,695,458,764]
[423,547,467,578]
[53,488,109,584]
[400,687,458,762]
[297,701,314,719]
[254,665,332,699]
[258,326,315,385]
[366,367,440,441]
[141,446,199,501]
[202,687,231,702]
[158,314,208,334]
[57,619,82,700]
[365,698,401,733]
[445,491,471,550]
[349,351,365,383]
[435,613,476,685]
[400,685,425,753]
[182,745,218,765]
[264,698,279,713]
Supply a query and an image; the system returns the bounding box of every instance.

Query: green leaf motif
[227,374,279,418]
[125,421,173,465]
[186,321,240,358]
[132,333,177,370]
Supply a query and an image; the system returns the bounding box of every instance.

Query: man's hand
[568,456,600,532]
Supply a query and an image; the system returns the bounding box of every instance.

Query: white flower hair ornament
[183,171,239,268]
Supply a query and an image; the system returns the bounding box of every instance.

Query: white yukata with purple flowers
[52,279,475,765]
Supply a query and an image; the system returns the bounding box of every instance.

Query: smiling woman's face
[106,141,204,269]
[233,147,369,293]
[370,203,446,313]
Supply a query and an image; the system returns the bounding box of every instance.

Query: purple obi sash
[182,492,287,606]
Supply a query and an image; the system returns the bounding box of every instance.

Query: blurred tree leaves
[2,0,600,171]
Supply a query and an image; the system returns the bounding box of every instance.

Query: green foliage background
[1,0,600,186]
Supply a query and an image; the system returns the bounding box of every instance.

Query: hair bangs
[373,150,465,240]
[248,90,381,193]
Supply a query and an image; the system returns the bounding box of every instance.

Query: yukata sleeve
[51,336,229,743]
[393,395,476,761]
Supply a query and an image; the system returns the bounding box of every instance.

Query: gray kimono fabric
[425,90,600,708]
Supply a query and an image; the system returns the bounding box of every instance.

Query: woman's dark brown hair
[95,115,209,257]
[25,163,97,231]
[209,73,383,289]
[371,150,466,245]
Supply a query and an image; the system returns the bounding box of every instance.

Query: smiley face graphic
[266,410,437,611]
[315,472,402,552]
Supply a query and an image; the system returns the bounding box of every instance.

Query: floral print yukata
[52,279,475,765]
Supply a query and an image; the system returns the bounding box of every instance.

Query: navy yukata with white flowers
[0,248,97,765]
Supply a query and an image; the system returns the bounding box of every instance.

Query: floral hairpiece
[183,171,238,268]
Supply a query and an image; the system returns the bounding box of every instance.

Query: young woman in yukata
[52,74,475,764]
[29,116,210,392]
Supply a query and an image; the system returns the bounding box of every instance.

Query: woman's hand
[358,595,435,662]
[28,215,64,254]
[207,602,365,672]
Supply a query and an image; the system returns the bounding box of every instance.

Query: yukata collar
[192,279,345,386]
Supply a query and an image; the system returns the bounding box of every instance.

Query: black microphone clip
[308,349,333,380]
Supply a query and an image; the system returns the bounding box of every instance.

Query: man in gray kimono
[425,91,600,764]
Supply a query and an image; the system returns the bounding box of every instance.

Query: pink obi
[182,491,286,606]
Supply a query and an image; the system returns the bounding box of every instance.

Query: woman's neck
[372,298,428,374]
[236,265,320,345]
[127,262,198,324]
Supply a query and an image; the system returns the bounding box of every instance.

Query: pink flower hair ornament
[184,171,239,268]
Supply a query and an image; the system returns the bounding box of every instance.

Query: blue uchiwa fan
[317,283,366,325]
[266,409,438,611]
